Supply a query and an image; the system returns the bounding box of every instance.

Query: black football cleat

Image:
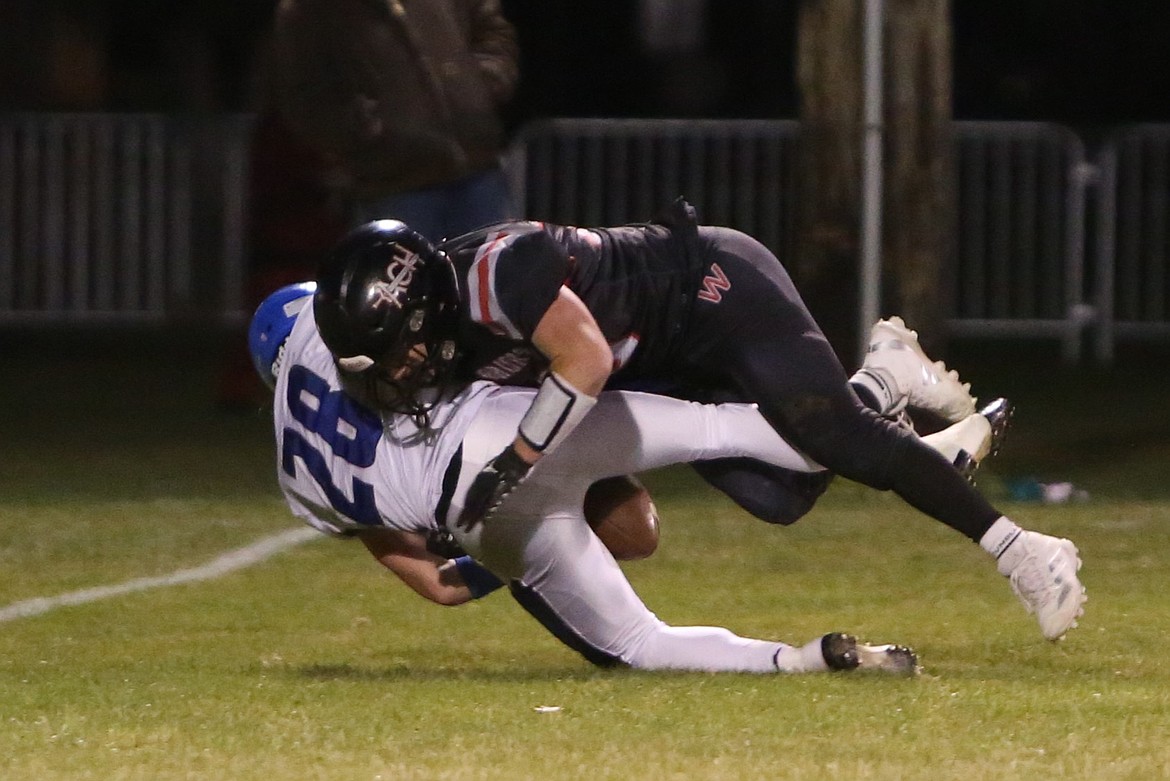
[821,632,919,676]
[980,396,1014,458]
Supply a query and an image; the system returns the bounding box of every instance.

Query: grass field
[3,329,1170,780]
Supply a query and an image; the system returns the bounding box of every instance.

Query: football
[583,475,660,561]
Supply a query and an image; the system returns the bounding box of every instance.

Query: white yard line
[0,526,321,623]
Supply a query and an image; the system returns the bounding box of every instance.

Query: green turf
[2,329,1168,779]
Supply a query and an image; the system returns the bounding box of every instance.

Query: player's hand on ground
[456,444,533,531]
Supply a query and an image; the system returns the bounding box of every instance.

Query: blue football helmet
[248,281,317,389]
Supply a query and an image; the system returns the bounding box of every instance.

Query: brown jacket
[272,0,519,198]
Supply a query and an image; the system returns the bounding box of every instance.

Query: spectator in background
[269,0,521,240]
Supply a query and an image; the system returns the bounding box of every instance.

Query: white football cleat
[999,531,1087,641]
[820,632,919,676]
[921,397,1014,483]
[863,316,977,423]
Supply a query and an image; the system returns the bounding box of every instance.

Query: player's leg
[456,381,997,529]
[474,500,915,674]
[438,388,902,669]
[446,384,827,566]
[451,383,1083,642]
[491,509,793,672]
[680,350,995,529]
[445,385,808,559]
[687,385,1006,525]
[443,397,802,670]
[690,459,834,526]
[683,227,1086,640]
[450,385,825,528]
[683,228,995,529]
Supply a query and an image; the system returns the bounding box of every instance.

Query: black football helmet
[314,220,462,416]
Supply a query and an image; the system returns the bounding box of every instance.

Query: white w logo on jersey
[371,246,422,310]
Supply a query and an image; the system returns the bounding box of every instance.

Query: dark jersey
[435,203,1005,546]
[438,201,706,387]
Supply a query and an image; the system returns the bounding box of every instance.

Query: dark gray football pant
[678,227,1000,542]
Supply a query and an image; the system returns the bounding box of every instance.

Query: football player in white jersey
[312,217,1087,643]
[252,282,968,674]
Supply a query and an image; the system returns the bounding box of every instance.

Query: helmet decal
[370,244,422,310]
[313,220,463,420]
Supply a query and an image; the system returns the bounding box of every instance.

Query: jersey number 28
[281,366,383,525]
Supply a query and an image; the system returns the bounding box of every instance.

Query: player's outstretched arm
[458,286,611,530]
[356,528,501,606]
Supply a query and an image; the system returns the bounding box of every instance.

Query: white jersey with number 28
[273,303,493,537]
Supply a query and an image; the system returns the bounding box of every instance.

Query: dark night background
[0,1,1167,134]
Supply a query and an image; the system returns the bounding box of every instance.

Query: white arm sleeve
[517,371,597,453]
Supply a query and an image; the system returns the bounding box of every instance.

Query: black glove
[425,529,468,559]
[456,444,532,531]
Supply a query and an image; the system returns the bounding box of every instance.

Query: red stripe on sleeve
[476,258,492,323]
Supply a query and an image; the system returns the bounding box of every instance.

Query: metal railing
[513,118,1096,362]
[1093,124,1170,362]
[2,112,1167,365]
[510,118,800,263]
[949,122,1096,362]
[0,112,251,324]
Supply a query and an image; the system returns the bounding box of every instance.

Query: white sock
[921,414,991,464]
[980,516,1026,575]
[772,638,831,673]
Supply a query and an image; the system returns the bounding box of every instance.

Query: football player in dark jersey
[312,200,1086,642]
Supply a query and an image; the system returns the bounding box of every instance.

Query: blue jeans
[352,166,517,242]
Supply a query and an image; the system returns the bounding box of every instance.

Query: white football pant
[450,388,828,673]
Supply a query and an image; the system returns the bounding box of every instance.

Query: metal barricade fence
[3,112,1167,364]
[1093,124,1170,363]
[949,122,1095,362]
[512,118,1095,361]
[0,112,252,324]
[509,118,800,264]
